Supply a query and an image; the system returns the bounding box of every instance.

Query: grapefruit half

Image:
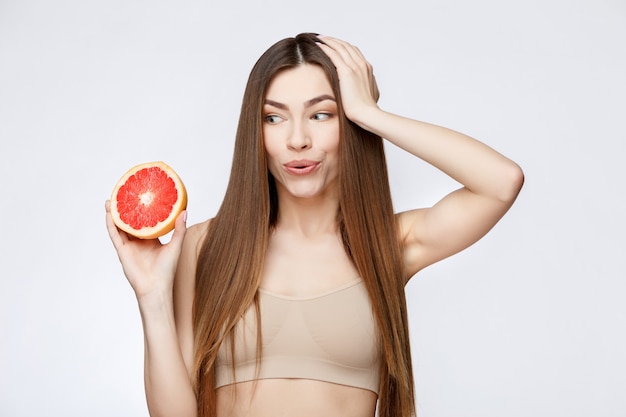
[110,161,187,239]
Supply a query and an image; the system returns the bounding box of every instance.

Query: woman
[106,33,524,417]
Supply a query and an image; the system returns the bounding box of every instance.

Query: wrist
[137,289,174,316]
[347,105,385,134]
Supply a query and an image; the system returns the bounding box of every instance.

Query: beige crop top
[214,279,381,394]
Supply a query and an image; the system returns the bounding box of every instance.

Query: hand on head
[316,35,380,122]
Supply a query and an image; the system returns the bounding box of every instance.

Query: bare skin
[106,35,523,417]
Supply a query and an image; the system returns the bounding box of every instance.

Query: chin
[289,189,324,199]
[278,178,338,200]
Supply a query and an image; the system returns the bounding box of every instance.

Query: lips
[283,160,320,175]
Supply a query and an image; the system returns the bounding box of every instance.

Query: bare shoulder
[395,208,429,279]
[396,180,522,282]
[185,219,211,252]
[177,219,211,278]
[396,208,426,242]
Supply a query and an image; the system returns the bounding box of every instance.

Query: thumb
[168,210,188,254]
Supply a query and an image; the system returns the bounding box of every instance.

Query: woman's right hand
[105,200,187,302]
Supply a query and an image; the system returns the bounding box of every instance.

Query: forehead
[265,64,333,102]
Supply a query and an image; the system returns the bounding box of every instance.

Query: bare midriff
[216,378,378,417]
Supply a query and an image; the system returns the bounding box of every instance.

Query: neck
[274,188,340,238]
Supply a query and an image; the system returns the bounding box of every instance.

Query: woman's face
[263,64,340,201]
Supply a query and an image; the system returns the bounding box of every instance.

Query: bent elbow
[499,161,525,203]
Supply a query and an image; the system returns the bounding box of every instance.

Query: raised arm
[318,37,524,279]
[369,113,523,277]
[105,201,198,417]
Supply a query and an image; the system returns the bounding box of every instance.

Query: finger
[319,39,375,98]
[316,40,348,69]
[318,36,368,70]
[104,199,129,249]
[372,74,380,102]
[318,39,358,69]
[167,210,188,256]
[318,38,379,102]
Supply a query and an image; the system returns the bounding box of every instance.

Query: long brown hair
[192,33,415,417]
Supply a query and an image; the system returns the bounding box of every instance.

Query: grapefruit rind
[110,161,187,239]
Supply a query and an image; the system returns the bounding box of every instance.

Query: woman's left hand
[316,36,380,125]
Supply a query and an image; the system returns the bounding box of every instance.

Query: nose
[287,121,311,150]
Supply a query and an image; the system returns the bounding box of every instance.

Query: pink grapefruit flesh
[110,161,187,239]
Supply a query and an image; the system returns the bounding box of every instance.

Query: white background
[1,0,624,416]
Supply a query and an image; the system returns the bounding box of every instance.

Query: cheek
[263,141,283,180]
[263,134,278,160]
[264,146,281,169]
[320,125,340,153]
[263,125,285,156]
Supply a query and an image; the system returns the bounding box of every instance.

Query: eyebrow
[264,94,336,110]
